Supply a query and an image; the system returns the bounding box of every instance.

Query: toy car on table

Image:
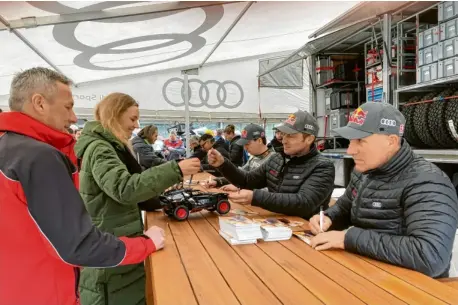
[159,187,231,221]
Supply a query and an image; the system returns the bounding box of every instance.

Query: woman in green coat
[75,93,200,305]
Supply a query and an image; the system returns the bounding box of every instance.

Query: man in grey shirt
[204,123,275,191]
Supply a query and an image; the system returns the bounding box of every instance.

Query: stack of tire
[402,89,458,149]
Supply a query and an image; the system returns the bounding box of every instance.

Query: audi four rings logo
[162,77,244,109]
[380,118,397,126]
[29,2,225,71]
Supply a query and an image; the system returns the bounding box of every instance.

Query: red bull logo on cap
[349,107,368,125]
[399,124,405,135]
[241,129,248,138]
[285,114,296,125]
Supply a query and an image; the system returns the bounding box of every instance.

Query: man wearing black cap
[309,102,458,278]
[204,123,275,190]
[207,110,335,220]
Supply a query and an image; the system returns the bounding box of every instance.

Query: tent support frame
[182,68,199,158]
[0,1,238,32]
[0,14,76,85]
[199,1,254,68]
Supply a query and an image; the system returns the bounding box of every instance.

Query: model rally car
[159,187,231,221]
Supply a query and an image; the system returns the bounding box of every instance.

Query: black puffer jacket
[326,140,458,278]
[201,142,230,177]
[215,136,229,152]
[268,138,283,153]
[229,135,244,167]
[217,145,335,219]
[131,136,165,169]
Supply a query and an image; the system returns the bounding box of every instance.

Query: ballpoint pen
[319,206,324,233]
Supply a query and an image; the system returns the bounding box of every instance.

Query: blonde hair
[95,93,138,147]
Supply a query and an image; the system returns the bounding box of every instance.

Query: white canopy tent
[0,1,358,155]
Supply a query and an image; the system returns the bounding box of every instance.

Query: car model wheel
[216,200,231,214]
[174,205,189,221]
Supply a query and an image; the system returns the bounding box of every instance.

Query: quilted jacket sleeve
[214,158,252,187]
[229,142,244,167]
[217,157,267,189]
[89,141,183,205]
[251,162,335,219]
[344,172,458,278]
[133,141,166,169]
[325,174,357,230]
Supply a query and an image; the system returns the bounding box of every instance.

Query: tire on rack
[428,90,458,148]
[402,96,425,148]
[412,92,440,148]
[444,95,458,146]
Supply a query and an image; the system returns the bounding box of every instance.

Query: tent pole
[0,1,238,32]
[183,73,191,158]
[199,1,254,68]
[181,68,198,158]
[0,15,76,86]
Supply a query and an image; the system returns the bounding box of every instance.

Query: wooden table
[145,173,458,305]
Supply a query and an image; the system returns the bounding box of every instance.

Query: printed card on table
[293,231,314,245]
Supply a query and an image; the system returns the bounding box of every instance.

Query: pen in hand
[319,206,324,233]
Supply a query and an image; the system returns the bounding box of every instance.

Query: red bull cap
[276,110,318,136]
[236,123,266,145]
[333,102,406,139]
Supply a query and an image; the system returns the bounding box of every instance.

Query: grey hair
[9,67,72,111]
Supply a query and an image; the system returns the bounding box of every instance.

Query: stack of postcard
[219,215,262,245]
[293,231,314,245]
[253,218,293,241]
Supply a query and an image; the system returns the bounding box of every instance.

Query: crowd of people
[0,67,457,305]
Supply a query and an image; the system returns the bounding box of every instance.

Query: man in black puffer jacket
[309,102,458,278]
[208,110,335,220]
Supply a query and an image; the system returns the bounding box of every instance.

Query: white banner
[72,59,260,112]
[72,57,309,114]
[0,57,310,114]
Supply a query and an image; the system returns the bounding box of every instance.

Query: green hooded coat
[74,121,182,305]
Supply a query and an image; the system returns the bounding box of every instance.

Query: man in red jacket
[0,67,165,305]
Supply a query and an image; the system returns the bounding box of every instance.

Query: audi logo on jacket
[0,112,157,305]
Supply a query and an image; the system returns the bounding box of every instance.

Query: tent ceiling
[308,1,438,39]
[0,1,358,96]
[259,1,438,77]
[0,1,237,31]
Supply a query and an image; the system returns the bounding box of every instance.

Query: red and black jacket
[0,112,156,305]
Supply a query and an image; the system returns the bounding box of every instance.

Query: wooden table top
[145,173,458,305]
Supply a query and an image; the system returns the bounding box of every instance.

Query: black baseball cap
[333,102,406,139]
[237,123,266,145]
[276,110,318,136]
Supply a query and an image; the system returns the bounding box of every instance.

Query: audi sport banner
[67,57,309,114]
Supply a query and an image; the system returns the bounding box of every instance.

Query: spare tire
[428,90,458,148]
[444,95,458,146]
[402,96,426,148]
[413,92,440,148]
